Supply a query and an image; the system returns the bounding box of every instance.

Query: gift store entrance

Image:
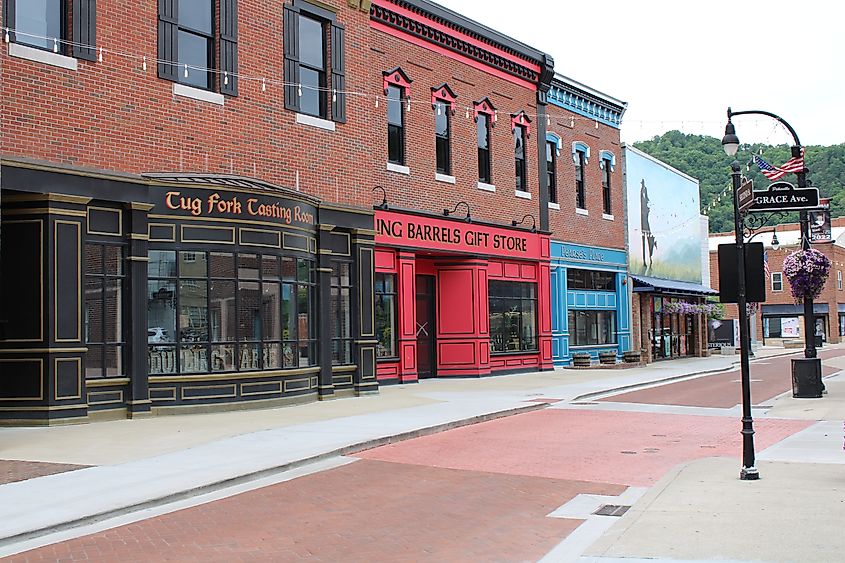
[416,275,437,379]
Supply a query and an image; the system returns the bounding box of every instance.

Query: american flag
[752,151,805,181]
[763,251,770,277]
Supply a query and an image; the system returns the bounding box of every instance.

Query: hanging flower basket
[662,301,723,320]
[783,249,831,302]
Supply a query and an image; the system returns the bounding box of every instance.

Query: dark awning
[762,303,829,315]
[631,274,718,296]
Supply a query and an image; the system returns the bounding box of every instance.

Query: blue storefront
[550,242,630,365]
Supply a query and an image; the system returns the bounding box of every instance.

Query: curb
[0,401,548,549]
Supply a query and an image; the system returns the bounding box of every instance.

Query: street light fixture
[720,154,759,480]
[770,228,780,251]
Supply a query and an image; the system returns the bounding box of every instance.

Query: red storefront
[374,209,553,383]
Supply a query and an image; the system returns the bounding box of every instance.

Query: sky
[439,0,845,147]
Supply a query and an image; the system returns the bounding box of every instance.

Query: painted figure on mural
[640,179,656,273]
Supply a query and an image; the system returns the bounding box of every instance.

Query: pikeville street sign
[749,181,820,212]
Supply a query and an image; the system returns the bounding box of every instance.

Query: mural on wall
[625,146,703,283]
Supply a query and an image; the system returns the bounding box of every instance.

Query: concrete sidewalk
[0,345,840,561]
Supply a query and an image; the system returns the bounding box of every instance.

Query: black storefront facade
[0,160,378,425]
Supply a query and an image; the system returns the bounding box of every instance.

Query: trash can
[791,358,823,398]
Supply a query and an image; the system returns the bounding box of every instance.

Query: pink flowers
[783,249,831,302]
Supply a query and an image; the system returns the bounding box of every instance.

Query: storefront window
[567,269,615,291]
[331,262,353,365]
[489,281,538,353]
[568,310,616,346]
[147,250,316,374]
[84,244,126,378]
[375,273,397,358]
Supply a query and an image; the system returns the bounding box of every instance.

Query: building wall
[708,224,845,345]
[1,1,369,206]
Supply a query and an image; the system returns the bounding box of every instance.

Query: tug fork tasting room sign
[155,186,317,229]
[375,210,538,257]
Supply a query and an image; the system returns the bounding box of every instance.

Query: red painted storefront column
[397,252,418,383]
[435,258,491,377]
[537,240,554,371]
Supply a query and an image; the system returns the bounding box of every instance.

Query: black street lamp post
[722,107,820,479]
[726,159,758,480]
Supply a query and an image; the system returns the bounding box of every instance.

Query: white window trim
[296,113,336,131]
[477,182,496,192]
[602,213,615,221]
[174,83,225,106]
[435,173,456,184]
[9,42,78,70]
[576,208,589,216]
[515,190,532,200]
[548,202,561,211]
[838,270,842,290]
[386,162,410,175]
[771,272,783,292]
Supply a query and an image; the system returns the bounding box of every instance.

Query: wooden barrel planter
[572,353,591,367]
[598,351,617,365]
[623,350,641,364]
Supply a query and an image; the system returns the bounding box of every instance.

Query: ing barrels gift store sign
[375,210,538,257]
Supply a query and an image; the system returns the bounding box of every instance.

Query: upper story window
[5,0,97,60]
[600,150,616,215]
[546,141,558,204]
[575,149,586,209]
[474,98,496,185]
[383,68,412,165]
[387,85,406,165]
[771,272,783,292]
[284,1,346,121]
[432,84,457,176]
[158,0,239,95]
[573,141,590,210]
[511,112,531,193]
[514,126,527,191]
[601,157,612,214]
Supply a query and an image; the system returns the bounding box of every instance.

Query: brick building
[709,217,845,347]
[1,0,633,424]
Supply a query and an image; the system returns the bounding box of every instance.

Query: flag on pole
[752,150,805,181]
[763,251,770,277]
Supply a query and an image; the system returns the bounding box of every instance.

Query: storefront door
[416,275,436,378]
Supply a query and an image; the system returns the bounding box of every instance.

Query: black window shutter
[72,0,97,61]
[220,0,238,96]
[331,23,346,123]
[4,0,16,43]
[158,0,178,81]
[283,4,300,112]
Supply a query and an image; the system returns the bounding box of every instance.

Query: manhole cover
[594,504,630,517]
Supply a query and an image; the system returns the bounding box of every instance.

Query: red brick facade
[709,218,845,344]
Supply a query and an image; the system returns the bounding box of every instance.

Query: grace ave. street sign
[749,181,820,212]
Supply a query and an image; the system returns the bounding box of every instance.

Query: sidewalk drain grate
[594,504,630,517]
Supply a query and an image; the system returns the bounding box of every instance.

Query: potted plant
[598,350,617,365]
[572,352,591,367]
[623,350,641,363]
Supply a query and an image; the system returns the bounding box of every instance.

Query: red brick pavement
[356,409,812,487]
[4,459,624,563]
[0,461,90,486]
[600,348,845,408]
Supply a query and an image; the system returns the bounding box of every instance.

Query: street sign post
[737,179,754,213]
[749,181,819,212]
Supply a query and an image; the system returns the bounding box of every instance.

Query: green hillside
[632,131,845,233]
